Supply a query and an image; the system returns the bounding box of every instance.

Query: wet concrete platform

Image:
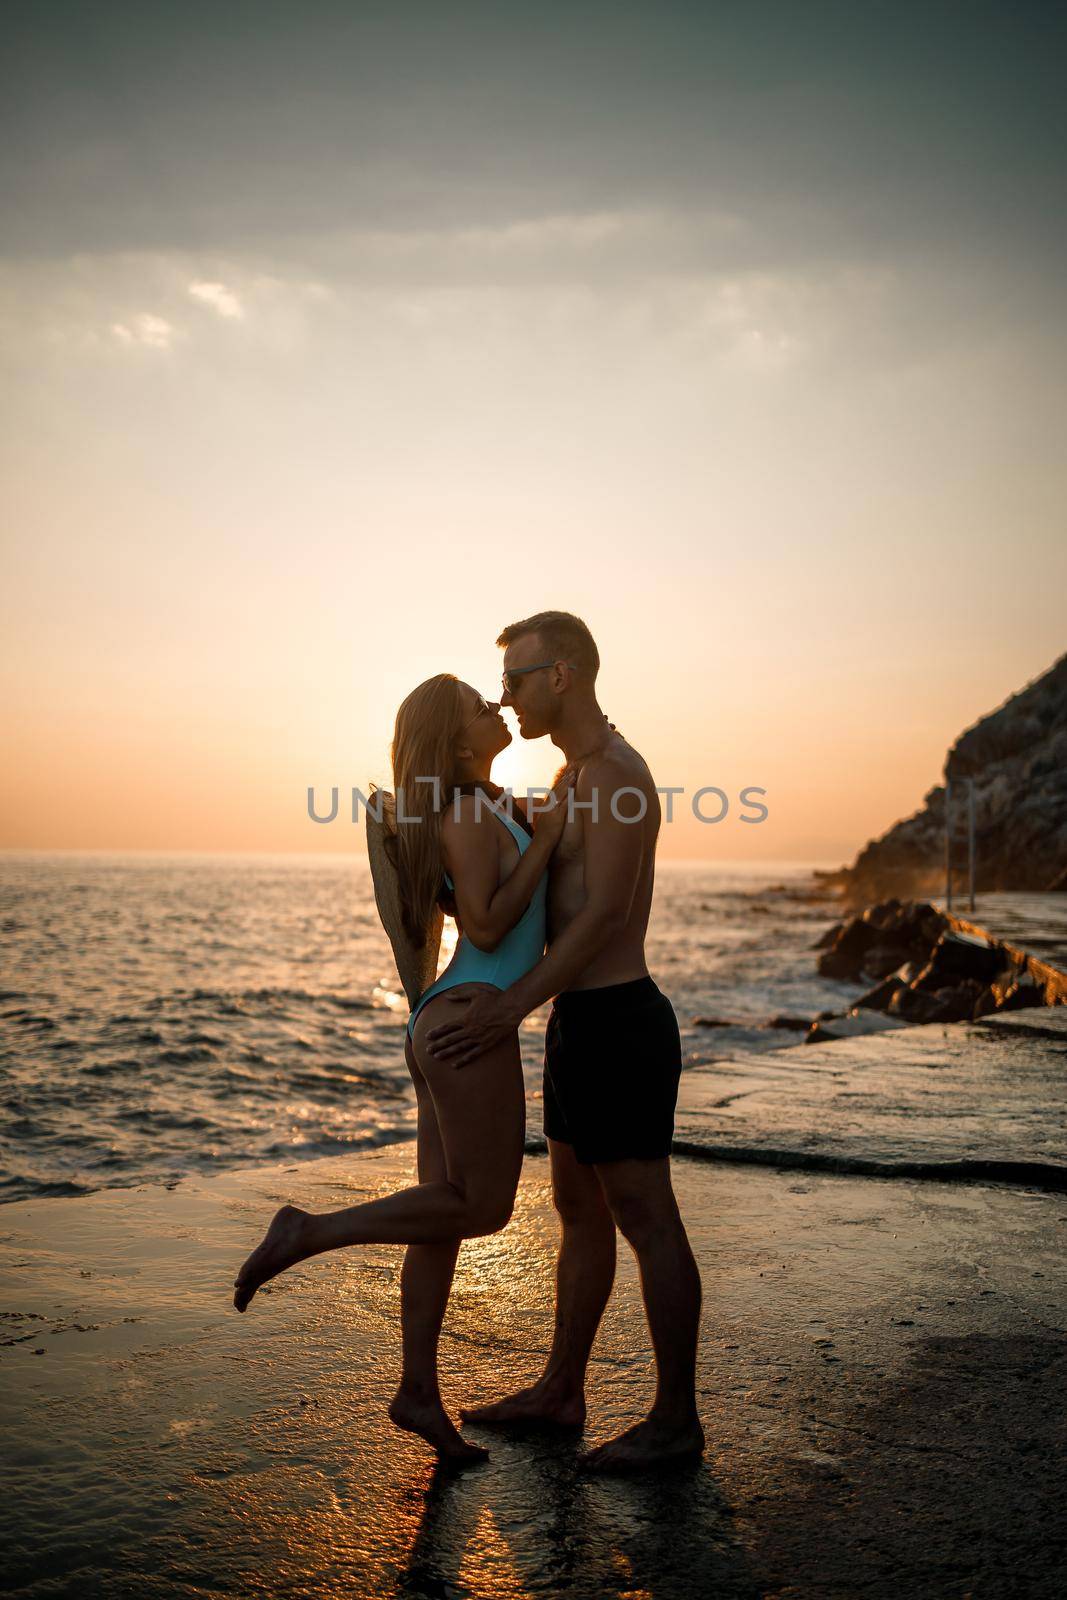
[671,1009,1067,1187]
[3,1143,1066,1598]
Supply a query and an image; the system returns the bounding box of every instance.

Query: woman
[233,674,569,1464]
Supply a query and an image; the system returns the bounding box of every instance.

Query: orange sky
[2,546,1061,864]
[3,5,1065,865]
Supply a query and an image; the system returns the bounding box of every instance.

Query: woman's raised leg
[233,990,525,1311]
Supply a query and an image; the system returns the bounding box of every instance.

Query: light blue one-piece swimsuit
[407,805,547,1037]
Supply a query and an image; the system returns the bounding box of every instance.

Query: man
[427,610,704,1473]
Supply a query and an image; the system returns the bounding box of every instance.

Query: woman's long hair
[391,673,466,948]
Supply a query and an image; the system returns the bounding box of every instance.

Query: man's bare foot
[389,1387,489,1465]
[233,1204,311,1312]
[578,1414,705,1475]
[460,1376,585,1430]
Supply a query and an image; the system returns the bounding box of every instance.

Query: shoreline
[6,864,1065,1212]
[7,1004,1065,1209]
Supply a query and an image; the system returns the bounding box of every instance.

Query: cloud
[110,312,176,349]
[0,255,336,361]
[0,221,1050,390]
[294,207,750,291]
[188,280,244,319]
[3,0,1063,292]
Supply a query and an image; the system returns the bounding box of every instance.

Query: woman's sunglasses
[461,696,494,731]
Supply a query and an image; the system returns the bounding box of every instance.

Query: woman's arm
[441,784,569,953]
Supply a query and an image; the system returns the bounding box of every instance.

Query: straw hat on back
[365,787,443,1010]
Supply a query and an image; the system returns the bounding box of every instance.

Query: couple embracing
[234,611,703,1474]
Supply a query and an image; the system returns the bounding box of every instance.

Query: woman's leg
[388,1037,481,1460]
[233,990,525,1310]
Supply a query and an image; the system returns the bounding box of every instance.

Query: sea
[0,853,858,1205]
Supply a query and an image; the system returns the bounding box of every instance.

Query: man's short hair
[496,610,600,680]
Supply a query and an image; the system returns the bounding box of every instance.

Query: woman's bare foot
[460,1375,585,1429]
[389,1386,489,1465]
[578,1413,705,1474]
[233,1204,312,1312]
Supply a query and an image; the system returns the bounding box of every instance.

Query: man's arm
[506,758,645,1015]
[427,756,645,1063]
[444,781,569,952]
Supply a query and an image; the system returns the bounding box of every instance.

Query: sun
[490,721,555,799]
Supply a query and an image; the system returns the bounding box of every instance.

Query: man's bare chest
[552,812,585,870]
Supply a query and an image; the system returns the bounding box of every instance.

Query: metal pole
[967,777,976,912]
[944,779,952,912]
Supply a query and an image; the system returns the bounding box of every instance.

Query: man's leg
[462,1137,616,1426]
[580,1155,704,1471]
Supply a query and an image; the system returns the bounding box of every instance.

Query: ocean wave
[175,985,375,1011]
[1,1010,57,1031]
[0,1173,100,1202]
[157,1046,220,1065]
[114,1107,213,1128]
[258,1126,416,1162]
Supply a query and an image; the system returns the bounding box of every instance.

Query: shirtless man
[427,610,704,1473]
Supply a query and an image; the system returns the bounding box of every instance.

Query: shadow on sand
[397,1432,761,1600]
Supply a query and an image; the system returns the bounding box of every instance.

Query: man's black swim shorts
[542,975,683,1165]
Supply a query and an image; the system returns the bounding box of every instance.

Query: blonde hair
[496,609,599,679]
[391,673,466,947]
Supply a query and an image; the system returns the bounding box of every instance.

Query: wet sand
[3,1139,1066,1598]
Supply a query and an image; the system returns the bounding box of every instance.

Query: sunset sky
[2,1,1065,862]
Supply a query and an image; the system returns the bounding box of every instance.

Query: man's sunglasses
[501,661,577,696]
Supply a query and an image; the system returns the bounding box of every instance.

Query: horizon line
[0,845,846,871]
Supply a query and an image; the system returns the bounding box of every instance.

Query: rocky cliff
[818,652,1067,905]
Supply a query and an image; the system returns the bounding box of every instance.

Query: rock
[865,897,905,929]
[764,1015,813,1031]
[816,916,877,978]
[692,1016,734,1029]
[886,986,950,1024]
[861,943,914,981]
[972,964,1032,1019]
[998,972,1049,1012]
[929,980,986,1024]
[972,982,1003,1021]
[815,896,1066,1035]
[853,975,909,1013]
[805,1011,908,1043]
[826,651,1067,903]
[816,902,949,981]
[805,1019,839,1042]
[911,932,1004,991]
